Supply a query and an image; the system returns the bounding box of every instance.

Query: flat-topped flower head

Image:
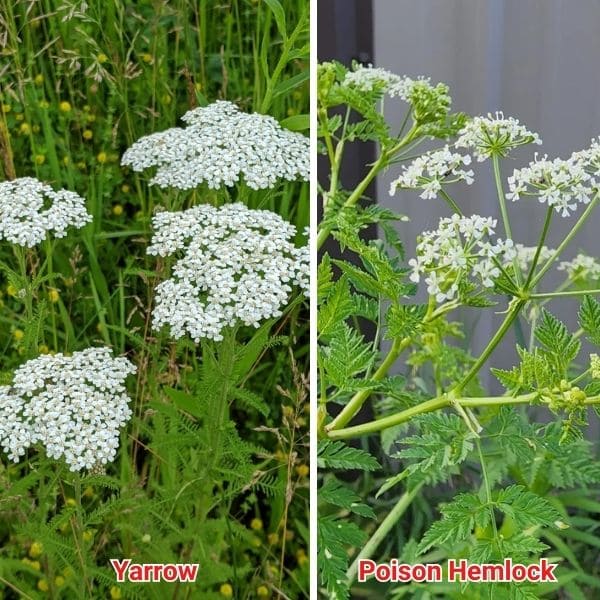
[509,243,554,273]
[0,177,92,247]
[0,348,136,471]
[148,203,309,342]
[389,146,473,199]
[506,153,595,217]
[409,214,515,303]
[121,100,309,191]
[456,112,541,161]
[558,254,600,282]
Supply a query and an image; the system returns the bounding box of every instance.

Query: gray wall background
[373,0,600,390]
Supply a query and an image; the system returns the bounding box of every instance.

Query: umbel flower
[571,138,600,176]
[0,348,136,472]
[409,214,515,303]
[0,177,91,247]
[389,146,474,199]
[506,153,595,217]
[558,254,600,281]
[121,100,309,191]
[455,112,542,161]
[509,243,554,273]
[342,63,447,103]
[148,203,309,342]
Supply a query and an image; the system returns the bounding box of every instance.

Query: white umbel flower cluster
[506,154,595,217]
[409,215,515,302]
[571,138,600,176]
[509,244,554,273]
[0,348,136,471]
[0,177,92,247]
[121,101,309,191]
[558,254,600,281]
[148,203,309,342]
[389,146,474,199]
[342,63,444,103]
[455,112,542,161]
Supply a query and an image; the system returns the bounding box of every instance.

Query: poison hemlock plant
[317,61,600,599]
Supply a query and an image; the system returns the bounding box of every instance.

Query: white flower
[148,203,309,342]
[389,146,474,198]
[121,100,309,191]
[507,153,595,217]
[509,244,554,272]
[342,64,420,99]
[0,348,136,471]
[0,177,92,247]
[0,387,32,462]
[409,215,513,303]
[557,254,600,281]
[456,112,541,161]
[571,138,600,177]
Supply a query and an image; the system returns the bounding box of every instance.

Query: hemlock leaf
[385,304,427,340]
[534,309,580,376]
[350,293,379,322]
[318,276,353,336]
[417,492,489,554]
[318,516,365,600]
[317,440,380,471]
[319,478,375,518]
[392,413,476,485]
[578,295,600,346]
[318,253,334,300]
[321,323,375,389]
[495,485,561,529]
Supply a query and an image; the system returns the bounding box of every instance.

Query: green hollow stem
[317,124,420,251]
[492,154,522,285]
[530,195,600,288]
[524,207,553,289]
[452,299,526,395]
[530,288,600,299]
[346,482,425,584]
[325,336,411,432]
[439,188,463,215]
[325,392,600,440]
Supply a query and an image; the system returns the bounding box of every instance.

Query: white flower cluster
[121,101,309,191]
[0,348,136,471]
[409,215,515,302]
[148,203,309,342]
[389,146,474,199]
[0,177,92,247]
[558,254,600,281]
[456,112,542,161]
[342,63,435,101]
[509,243,554,273]
[506,154,595,217]
[571,138,600,176]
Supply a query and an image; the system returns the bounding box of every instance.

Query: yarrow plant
[0,347,136,471]
[318,61,600,600]
[121,100,310,190]
[147,203,309,341]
